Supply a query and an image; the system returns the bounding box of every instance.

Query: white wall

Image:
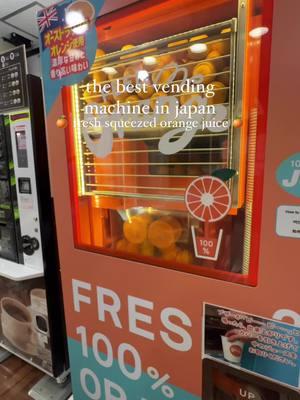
[27,53,41,77]
[0,39,41,76]
[0,38,12,52]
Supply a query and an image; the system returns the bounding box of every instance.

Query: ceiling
[0,0,141,52]
[0,1,56,50]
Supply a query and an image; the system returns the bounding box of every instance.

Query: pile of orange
[115,214,194,265]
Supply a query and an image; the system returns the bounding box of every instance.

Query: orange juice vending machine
[38,0,300,399]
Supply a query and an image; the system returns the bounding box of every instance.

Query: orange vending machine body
[38,0,300,399]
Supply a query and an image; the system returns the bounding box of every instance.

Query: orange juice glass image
[221,336,245,364]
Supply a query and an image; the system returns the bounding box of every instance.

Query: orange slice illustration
[185,176,231,222]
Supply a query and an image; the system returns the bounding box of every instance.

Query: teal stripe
[68,338,201,400]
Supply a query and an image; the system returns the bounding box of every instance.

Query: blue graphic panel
[68,338,201,400]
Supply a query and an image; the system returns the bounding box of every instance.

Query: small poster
[0,277,53,373]
[276,205,300,239]
[204,304,300,388]
[38,3,92,80]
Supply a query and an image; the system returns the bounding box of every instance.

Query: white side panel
[9,111,43,272]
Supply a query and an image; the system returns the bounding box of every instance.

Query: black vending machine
[0,45,68,382]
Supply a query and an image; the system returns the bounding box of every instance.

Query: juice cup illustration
[221,335,245,364]
[186,176,231,260]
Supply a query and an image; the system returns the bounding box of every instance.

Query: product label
[38,0,105,112]
[204,304,300,388]
[276,205,300,238]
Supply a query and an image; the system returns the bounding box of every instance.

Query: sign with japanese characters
[204,304,300,388]
[37,0,104,112]
[43,26,89,80]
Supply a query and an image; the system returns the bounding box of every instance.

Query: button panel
[0,47,28,113]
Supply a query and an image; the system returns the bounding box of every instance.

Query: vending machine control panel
[0,47,28,112]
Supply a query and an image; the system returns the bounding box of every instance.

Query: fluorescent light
[65,10,88,34]
[189,43,208,54]
[101,67,118,76]
[143,56,157,66]
[138,70,149,81]
[249,27,269,39]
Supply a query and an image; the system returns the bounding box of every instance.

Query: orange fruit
[141,240,155,257]
[113,91,128,103]
[148,217,182,249]
[148,220,176,249]
[192,62,216,84]
[207,81,227,105]
[123,65,140,84]
[96,48,105,57]
[56,116,68,129]
[125,94,140,104]
[176,250,193,264]
[127,242,140,253]
[207,50,221,59]
[157,54,174,68]
[123,216,149,244]
[150,92,171,111]
[136,214,153,225]
[117,239,140,254]
[116,239,128,252]
[161,245,179,261]
[92,70,107,83]
[160,217,182,241]
[210,40,230,55]
[137,84,155,100]
[122,44,135,51]
[206,50,224,70]
[152,69,173,84]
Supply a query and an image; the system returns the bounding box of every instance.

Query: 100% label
[77,326,175,400]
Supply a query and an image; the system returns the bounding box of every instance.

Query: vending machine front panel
[57,0,273,286]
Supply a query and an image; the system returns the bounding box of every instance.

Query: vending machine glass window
[203,359,300,400]
[62,0,272,285]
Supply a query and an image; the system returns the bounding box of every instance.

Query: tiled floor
[0,355,44,399]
